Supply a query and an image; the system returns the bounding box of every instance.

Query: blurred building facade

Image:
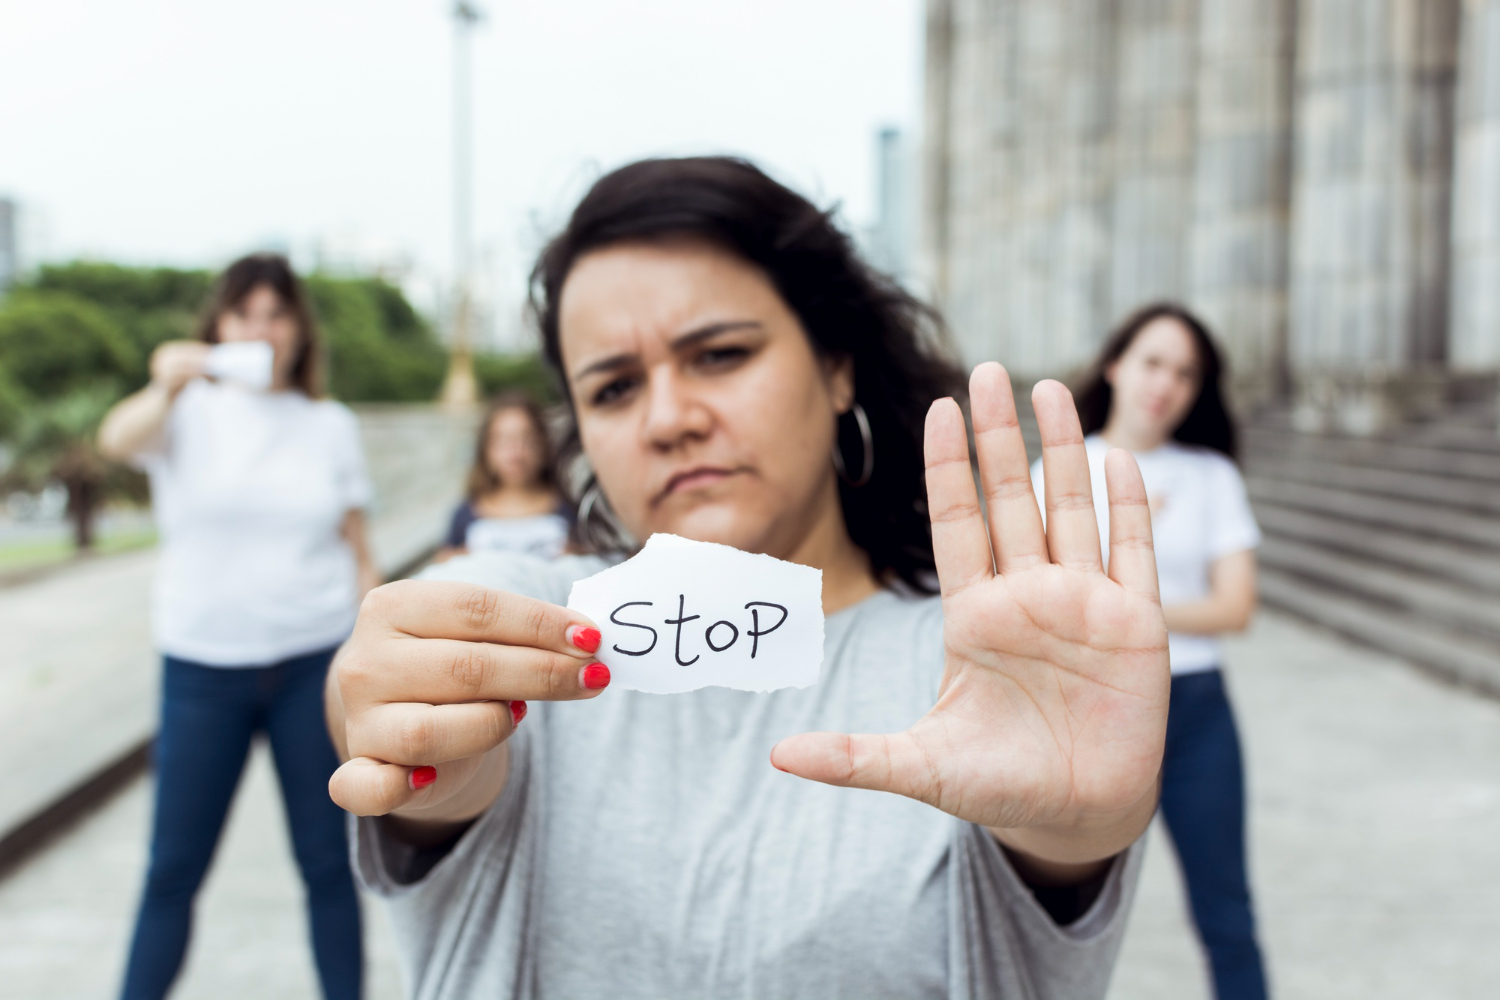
[922,0,1500,433]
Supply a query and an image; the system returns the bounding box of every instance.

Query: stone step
[1258,567,1500,697]
[1243,427,1500,484]
[1254,502,1500,593]
[1246,477,1500,549]
[1245,453,1500,515]
[1258,537,1500,644]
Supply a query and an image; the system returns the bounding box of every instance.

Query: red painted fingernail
[582,663,611,690]
[409,765,437,790]
[510,700,527,726]
[569,626,602,653]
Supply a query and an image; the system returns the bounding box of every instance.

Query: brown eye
[592,376,637,406]
[698,346,749,369]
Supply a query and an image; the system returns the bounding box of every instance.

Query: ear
[823,354,855,414]
[1103,360,1119,387]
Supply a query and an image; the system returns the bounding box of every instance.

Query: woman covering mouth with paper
[326,158,1170,999]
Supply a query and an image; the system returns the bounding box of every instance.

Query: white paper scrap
[566,533,824,694]
[205,340,274,391]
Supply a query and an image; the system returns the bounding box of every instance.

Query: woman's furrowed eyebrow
[571,320,764,381]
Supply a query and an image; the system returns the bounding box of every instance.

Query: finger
[770,731,942,807]
[328,756,434,817]
[345,638,607,705]
[1033,380,1102,570]
[924,397,994,596]
[969,362,1048,572]
[1104,448,1161,602]
[364,580,599,657]
[347,700,520,765]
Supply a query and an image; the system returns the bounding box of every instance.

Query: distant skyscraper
[867,127,913,283]
[0,198,16,294]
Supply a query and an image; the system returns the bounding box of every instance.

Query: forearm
[1163,595,1255,634]
[97,384,173,460]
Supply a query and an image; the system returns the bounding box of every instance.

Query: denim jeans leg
[120,659,258,1000]
[1159,669,1269,1000]
[264,647,363,1000]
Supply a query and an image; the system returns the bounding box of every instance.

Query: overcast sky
[0,0,923,327]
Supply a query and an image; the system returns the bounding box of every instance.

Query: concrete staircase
[1243,409,1500,696]
[1014,392,1500,695]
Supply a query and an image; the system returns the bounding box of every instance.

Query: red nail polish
[570,626,602,653]
[582,663,611,690]
[410,765,437,790]
[510,700,527,726]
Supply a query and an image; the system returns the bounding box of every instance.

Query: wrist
[990,775,1159,874]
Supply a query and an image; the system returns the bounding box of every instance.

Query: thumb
[770,730,939,805]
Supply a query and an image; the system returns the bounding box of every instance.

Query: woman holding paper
[100,253,372,1000]
[326,159,1169,999]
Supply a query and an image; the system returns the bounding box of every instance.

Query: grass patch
[0,527,157,573]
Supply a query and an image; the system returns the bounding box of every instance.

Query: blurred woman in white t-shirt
[1032,303,1267,1000]
[99,254,373,1000]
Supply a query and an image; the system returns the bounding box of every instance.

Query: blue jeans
[1160,668,1268,1000]
[121,647,362,1000]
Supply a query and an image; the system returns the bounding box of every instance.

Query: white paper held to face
[566,534,824,694]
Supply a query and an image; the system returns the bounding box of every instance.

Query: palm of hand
[772,364,1168,845]
[921,564,1168,830]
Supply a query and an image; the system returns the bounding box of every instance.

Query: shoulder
[418,551,611,606]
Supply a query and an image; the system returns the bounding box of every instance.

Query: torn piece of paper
[204,341,274,391]
[566,533,824,694]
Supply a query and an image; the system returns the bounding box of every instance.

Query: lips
[655,466,743,504]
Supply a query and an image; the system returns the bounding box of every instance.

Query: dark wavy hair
[529,156,965,593]
[194,253,321,396]
[1074,302,1237,460]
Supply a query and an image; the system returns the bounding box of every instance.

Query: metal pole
[441,1,482,409]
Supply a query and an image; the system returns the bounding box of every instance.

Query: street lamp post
[441,0,482,409]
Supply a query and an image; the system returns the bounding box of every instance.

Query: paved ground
[2,610,1497,998]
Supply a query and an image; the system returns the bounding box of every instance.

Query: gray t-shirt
[353,551,1143,1000]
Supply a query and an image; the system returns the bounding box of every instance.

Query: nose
[641,365,712,451]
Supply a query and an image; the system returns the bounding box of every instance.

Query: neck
[783,480,880,616]
[1099,417,1169,454]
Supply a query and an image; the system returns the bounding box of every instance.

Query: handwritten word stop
[566,533,824,694]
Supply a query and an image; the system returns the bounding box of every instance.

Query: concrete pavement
[2,610,1497,997]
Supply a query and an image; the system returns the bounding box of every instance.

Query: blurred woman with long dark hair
[1036,303,1267,1000]
[99,253,370,1000]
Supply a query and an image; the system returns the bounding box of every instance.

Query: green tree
[1,383,122,548]
[0,291,138,397]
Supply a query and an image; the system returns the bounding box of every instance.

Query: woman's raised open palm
[773,362,1169,863]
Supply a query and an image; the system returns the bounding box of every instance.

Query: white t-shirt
[466,514,570,559]
[137,380,374,667]
[1030,435,1260,675]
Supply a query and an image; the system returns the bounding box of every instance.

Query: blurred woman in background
[432,392,570,563]
[98,253,371,1000]
[1035,303,1267,1000]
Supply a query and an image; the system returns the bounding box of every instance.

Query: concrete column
[930,0,1026,367]
[923,0,1118,377]
[1449,0,1500,370]
[920,0,956,305]
[1288,0,1460,409]
[1109,0,1200,320]
[1187,0,1296,393]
